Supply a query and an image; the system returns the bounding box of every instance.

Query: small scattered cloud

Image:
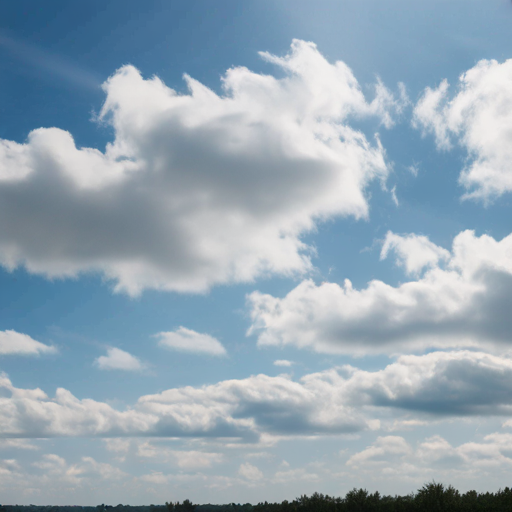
[0,330,56,356]
[156,327,227,356]
[407,163,419,176]
[238,462,263,481]
[380,231,450,276]
[94,347,143,371]
[273,467,319,483]
[136,441,223,469]
[273,359,294,367]
[390,185,399,206]
[347,436,412,467]
[0,439,39,450]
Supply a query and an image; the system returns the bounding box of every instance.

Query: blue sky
[2,0,512,505]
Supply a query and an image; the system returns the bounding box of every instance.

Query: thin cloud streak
[0,31,101,91]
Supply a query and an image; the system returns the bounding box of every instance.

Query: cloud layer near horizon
[0,40,401,295]
[2,350,512,440]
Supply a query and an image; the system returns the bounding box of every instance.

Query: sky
[2,0,512,505]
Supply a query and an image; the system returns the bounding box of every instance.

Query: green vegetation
[2,483,512,512]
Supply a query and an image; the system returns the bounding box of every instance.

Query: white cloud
[3,350,512,441]
[380,231,450,276]
[103,438,131,453]
[156,327,227,356]
[390,185,399,206]
[0,439,39,450]
[136,371,367,438]
[95,347,143,371]
[0,330,55,356]
[273,359,293,367]
[0,372,155,437]
[172,450,224,470]
[347,436,411,467]
[0,40,401,296]
[413,58,512,201]
[347,432,512,479]
[32,453,126,484]
[248,229,512,355]
[136,441,223,469]
[238,462,263,481]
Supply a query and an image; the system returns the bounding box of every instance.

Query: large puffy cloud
[413,58,512,201]
[3,351,512,440]
[136,372,367,438]
[248,230,512,355]
[0,40,401,295]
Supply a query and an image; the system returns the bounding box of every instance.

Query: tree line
[3,482,512,512]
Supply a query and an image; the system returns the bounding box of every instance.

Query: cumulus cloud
[329,350,512,417]
[0,330,55,356]
[0,372,155,437]
[0,370,363,440]
[413,58,512,200]
[95,347,143,371]
[0,40,401,295]
[3,350,512,441]
[156,327,227,356]
[249,229,512,355]
[137,371,367,438]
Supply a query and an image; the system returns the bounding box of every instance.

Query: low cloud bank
[2,350,512,440]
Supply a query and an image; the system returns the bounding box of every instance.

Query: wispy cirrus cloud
[0,31,101,90]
